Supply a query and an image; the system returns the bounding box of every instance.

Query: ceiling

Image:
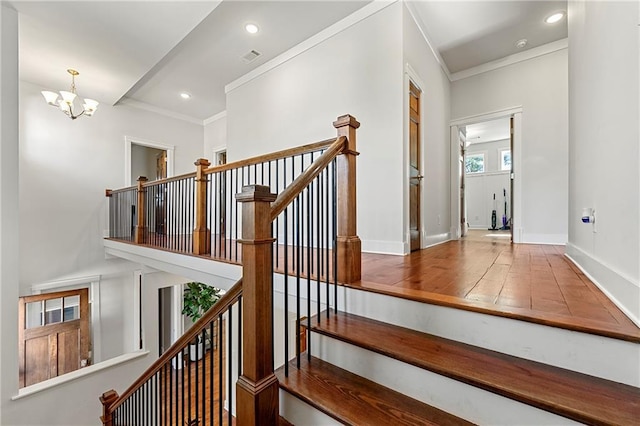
[11,0,567,124]
[465,117,511,146]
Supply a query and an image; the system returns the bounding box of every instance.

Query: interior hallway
[350,236,640,342]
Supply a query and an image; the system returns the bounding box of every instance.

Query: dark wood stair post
[134,176,148,244]
[236,185,279,425]
[333,114,362,283]
[99,389,119,426]
[193,158,211,255]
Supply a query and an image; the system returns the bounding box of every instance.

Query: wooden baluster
[193,158,211,255]
[99,389,119,426]
[134,176,148,244]
[333,114,362,283]
[236,185,279,425]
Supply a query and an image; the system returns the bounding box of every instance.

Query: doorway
[450,109,522,243]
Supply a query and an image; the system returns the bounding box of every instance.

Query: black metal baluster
[218,314,223,425]
[209,320,214,426]
[306,178,312,361]
[325,167,330,318]
[316,172,321,324]
[201,329,206,425]
[296,193,301,367]
[228,305,233,426]
[284,203,289,377]
[333,159,338,313]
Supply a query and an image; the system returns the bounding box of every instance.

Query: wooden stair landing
[276,355,473,425]
[308,312,640,425]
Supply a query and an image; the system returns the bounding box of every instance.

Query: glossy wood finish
[310,311,640,425]
[409,81,421,251]
[277,355,474,425]
[351,234,640,342]
[334,114,362,283]
[193,158,211,255]
[134,176,148,243]
[236,185,279,425]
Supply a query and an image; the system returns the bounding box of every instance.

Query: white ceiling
[12,0,567,124]
[465,117,511,146]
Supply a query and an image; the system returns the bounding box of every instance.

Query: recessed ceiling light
[515,39,528,49]
[245,23,259,34]
[545,12,565,24]
[180,92,191,100]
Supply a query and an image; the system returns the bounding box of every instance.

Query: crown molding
[451,38,568,82]
[225,0,398,95]
[203,110,227,126]
[403,0,452,81]
[118,97,204,126]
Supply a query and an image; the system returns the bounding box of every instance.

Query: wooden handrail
[270,136,346,221]
[107,278,243,413]
[204,137,337,175]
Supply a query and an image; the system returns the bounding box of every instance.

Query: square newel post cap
[333,114,360,129]
[194,158,211,167]
[236,185,277,203]
[136,176,148,183]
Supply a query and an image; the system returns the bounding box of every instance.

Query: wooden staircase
[278,313,640,425]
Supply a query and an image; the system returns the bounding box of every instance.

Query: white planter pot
[189,342,204,361]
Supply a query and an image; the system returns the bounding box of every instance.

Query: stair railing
[100,280,243,426]
[101,114,361,424]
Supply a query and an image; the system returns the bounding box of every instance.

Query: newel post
[99,389,119,426]
[235,185,279,425]
[193,158,211,255]
[333,114,362,283]
[134,176,148,244]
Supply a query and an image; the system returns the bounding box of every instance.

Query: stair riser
[339,286,640,386]
[279,389,342,426]
[273,275,640,386]
[310,333,582,426]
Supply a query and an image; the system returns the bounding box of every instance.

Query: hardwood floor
[351,231,640,342]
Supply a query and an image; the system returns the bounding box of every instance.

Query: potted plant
[182,282,221,361]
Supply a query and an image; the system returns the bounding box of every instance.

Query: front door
[409,81,422,251]
[18,289,90,387]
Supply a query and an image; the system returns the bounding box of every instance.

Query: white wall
[465,139,511,229]
[451,49,568,244]
[0,4,21,424]
[204,113,227,162]
[226,2,405,254]
[402,4,452,249]
[566,0,639,324]
[19,81,204,287]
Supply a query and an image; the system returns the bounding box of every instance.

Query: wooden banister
[103,279,243,414]
[270,136,347,221]
[334,114,361,283]
[236,185,279,425]
[193,158,211,255]
[134,176,148,244]
[203,137,337,175]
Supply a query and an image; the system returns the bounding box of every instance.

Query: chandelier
[41,69,98,120]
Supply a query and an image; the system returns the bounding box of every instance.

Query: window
[500,149,511,171]
[465,153,485,174]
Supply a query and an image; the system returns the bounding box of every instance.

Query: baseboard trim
[361,239,405,255]
[522,233,567,245]
[565,243,639,327]
[423,232,451,249]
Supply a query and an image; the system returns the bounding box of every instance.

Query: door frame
[404,63,426,253]
[450,107,523,243]
[124,136,175,186]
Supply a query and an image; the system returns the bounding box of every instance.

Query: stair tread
[276,355,474,426]
[308,311,640,425]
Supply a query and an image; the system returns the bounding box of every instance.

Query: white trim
[422,233,451,249]
[203,110,227,126]
[225,0,398,94]
[118,97,203,126]
[450,106,523,127]
[519,234,567,245]
[450,38,568,82]
[450,110,523,243]
[124,136,175,187]
[29,275,103,363]
[403,0,452,80]
[11,351,149,400]
[565,244,640,327]
[465,170,510,178]
[360,240,406,255]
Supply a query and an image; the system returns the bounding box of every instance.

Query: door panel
[409,81,422,251]
[19,289,89,388]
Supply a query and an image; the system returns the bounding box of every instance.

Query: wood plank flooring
[352,231,640,342]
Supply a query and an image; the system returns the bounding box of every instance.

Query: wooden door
[409,82,422,251]
[18,289,90,388]
[459,132,467,237]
